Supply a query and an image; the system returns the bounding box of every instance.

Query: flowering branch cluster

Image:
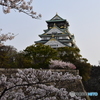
[49,59,76,69]
[0,29,15,47]
[0,68,85,100]
[0,0,41,18]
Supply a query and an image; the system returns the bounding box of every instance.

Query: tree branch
[0,0,41,18]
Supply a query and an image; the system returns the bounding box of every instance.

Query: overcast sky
[0,0,100,65]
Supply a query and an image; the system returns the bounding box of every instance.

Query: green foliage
[0,46,16,68]
[24,43,58,68]
[74,60,92,81]
[0,46,8,68]
[13,51,32,68]
[56,47,92,81]
[57,47,81,62]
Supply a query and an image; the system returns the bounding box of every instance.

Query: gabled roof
[44,38,66,48]
[39,25,71,37]
[51,13,64,20]
[39,34,69,37]
[46,25,64,34]
[46,13,66,23]
[40,25,65,36]
[59,39,72,43]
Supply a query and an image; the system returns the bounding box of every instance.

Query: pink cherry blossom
[0,0,41,18]
[49,59,76,69]
[0,68,85,100]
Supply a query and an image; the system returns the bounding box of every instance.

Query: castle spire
[56,12,58,15]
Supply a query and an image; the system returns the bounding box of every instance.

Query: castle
[35,14,76,48]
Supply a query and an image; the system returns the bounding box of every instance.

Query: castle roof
[46,13,69,25]
[39,25,70,37]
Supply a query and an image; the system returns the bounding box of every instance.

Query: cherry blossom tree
[0,29,15,47]
[49,59,76,69]
[0,68,87,100]
[0,0,41,18]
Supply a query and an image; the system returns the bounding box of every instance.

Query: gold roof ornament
[50,38,56,41]
[60,26,64,28]
[52,34,54,37]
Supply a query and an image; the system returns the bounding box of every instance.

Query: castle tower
[35,14,76,48]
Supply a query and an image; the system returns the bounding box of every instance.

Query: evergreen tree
[57,47,92,81]
[24,43,58,68]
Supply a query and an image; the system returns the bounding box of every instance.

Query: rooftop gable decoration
[44,38,66,48]
[50,13,64,20]
[46,25,64,34]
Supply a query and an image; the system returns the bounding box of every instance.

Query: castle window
[47,37,50,40]
[49,44,58,47]
[59,37,62,39]
[62,37,66,39]
[42,37,50,40]
[52,32,57,34]
[42,37,47,40]
[62,36,70,39]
